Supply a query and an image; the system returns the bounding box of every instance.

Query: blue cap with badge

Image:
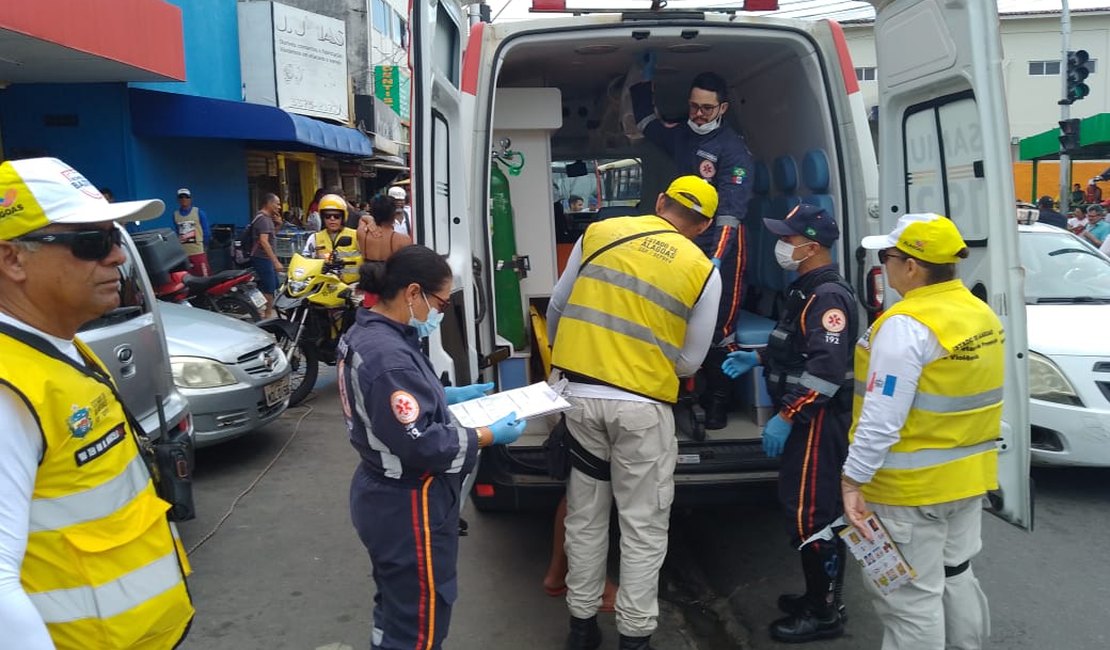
[763,203,840,247]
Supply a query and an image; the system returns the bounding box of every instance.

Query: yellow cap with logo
[664,175,718,219]
[861,213,969,264]
[0,158,163,241]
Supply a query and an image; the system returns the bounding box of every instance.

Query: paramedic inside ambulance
[630,52,754,430]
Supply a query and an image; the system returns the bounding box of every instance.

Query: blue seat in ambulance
[801,148,837,260]
[764,155,801,292]
[745,161,771,288]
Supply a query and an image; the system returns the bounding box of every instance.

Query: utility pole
[1059,0,1072,214]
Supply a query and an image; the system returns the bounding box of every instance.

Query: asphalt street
[176,376,702,650]
[177,373,1110,650]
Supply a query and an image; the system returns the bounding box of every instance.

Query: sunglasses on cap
[17,228,122,261]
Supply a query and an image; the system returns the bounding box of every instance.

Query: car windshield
[1021,229,1110,303]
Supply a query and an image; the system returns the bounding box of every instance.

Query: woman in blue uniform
[338,245,526,650]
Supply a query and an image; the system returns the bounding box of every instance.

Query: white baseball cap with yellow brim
[0,157,163,241]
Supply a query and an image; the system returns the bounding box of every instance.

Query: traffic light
[1059,118,1081,153]
[1066,50,1092,103]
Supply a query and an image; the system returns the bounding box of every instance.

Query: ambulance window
[902,92,987,242]
[431,113,452,255]
[434,4,459,87]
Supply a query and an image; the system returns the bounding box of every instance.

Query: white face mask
[687,116,722,135]
[774,239,815,271]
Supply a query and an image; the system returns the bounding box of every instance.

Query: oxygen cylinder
[490,158,526,350]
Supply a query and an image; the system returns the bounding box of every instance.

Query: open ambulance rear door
[871,0,1032,528]
[410,0,480,385]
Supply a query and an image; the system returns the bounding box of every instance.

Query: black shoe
[618,634,654,650]
[769,609,844,644]
[566,616,601,650]
[705,397,729,430]
[777,593,847,623]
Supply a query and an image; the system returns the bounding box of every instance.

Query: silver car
[160,302,291,447]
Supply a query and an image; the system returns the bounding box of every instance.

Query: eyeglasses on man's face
[688,102,721,116]
[878,249,910,265]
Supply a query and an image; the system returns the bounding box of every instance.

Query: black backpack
[235,214,263,265]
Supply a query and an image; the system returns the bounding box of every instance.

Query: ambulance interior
[488,26,848,446]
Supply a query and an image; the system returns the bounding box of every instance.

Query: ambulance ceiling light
[575,44,620,55]
[667,43,712,54]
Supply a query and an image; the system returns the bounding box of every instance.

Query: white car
[160,302,291,447]
[1021,223,1110,466]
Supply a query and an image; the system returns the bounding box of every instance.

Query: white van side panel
[874,0,1031,529]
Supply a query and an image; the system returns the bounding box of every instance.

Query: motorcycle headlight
[171,356,237,388]
[1028,351,1083,406]
[287,279,309,294]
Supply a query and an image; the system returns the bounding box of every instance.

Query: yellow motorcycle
[270,238,359,405]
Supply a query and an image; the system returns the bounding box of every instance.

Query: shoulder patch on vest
[390,390,420,424]
[821,308,847,333]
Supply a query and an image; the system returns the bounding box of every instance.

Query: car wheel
[214,294,261,322]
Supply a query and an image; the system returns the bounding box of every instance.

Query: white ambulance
[406,0,1032,528]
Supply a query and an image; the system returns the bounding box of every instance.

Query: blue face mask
[408,293,444,338]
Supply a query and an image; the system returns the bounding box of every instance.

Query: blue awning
[129,89,374,157]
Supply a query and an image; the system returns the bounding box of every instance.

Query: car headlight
[171,356,237,388]
[1028,351,1083,406]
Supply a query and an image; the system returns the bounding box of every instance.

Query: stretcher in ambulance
[407,0,1032,528]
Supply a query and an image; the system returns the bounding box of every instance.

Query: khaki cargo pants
[563,396,677,638]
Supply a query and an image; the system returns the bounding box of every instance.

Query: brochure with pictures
[839,513,917,596]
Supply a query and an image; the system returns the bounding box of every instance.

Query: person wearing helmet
[387,186,412,236]
[302,194,361,284]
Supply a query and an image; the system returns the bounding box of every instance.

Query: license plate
[247,288,267,309]
[264,376,290,406]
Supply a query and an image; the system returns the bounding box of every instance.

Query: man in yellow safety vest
[843,213,1003,649]
[0,158,195,649]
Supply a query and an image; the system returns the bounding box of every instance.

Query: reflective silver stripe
[799,372,841,397]
[782,371,852,387]
[29,551,183,623]
[448,424,469,475]
[637,114,657,131]
[716,215,740,228]
[912,388,1003,413]
[564,304,681,362]
[578,264,691,320]
[29,455,150,533]
[854,379,866,397]
[350,350,403,479]
[881,440,997,470]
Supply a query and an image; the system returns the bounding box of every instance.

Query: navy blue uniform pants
[777,405,849,548]
[351,463,461,650]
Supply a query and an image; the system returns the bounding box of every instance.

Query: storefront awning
[129,89,375,157]
[0,1,184,82]
[1020,113,1110,161]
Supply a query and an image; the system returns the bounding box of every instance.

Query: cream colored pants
[865,495,991,650]
[563,397,677,638]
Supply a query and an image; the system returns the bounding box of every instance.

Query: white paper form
[448,382,573,428]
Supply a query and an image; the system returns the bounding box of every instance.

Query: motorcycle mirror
[336,235,353,247]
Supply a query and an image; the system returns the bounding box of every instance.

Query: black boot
[705,394,729,430]
[776,592,847,623]
[618,634,654,650]
[702,348,732,430]
[566,616,601,650]
[768,543,845,643]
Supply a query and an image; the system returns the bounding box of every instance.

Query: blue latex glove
[641,50,657,81]
[762,414,793,458]
[488,411,526,445]
[721,350,759,379]
[444,382,495,405]
[710,257,721,268]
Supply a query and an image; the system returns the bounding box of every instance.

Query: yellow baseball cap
[861,213,968,264]
[0,158,163,241]
[664,175,718,219]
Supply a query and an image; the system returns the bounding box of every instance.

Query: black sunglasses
[425,291,451,311]
[878,249,910,265]
[17,228,122,261]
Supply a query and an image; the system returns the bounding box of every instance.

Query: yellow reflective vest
[174,207,205,256]
[850,279,1004,506]
[552,215,714,403]
[0,327,194,649]
[313,227,361,284]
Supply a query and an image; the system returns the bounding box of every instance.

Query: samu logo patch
[68,406,94,438]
